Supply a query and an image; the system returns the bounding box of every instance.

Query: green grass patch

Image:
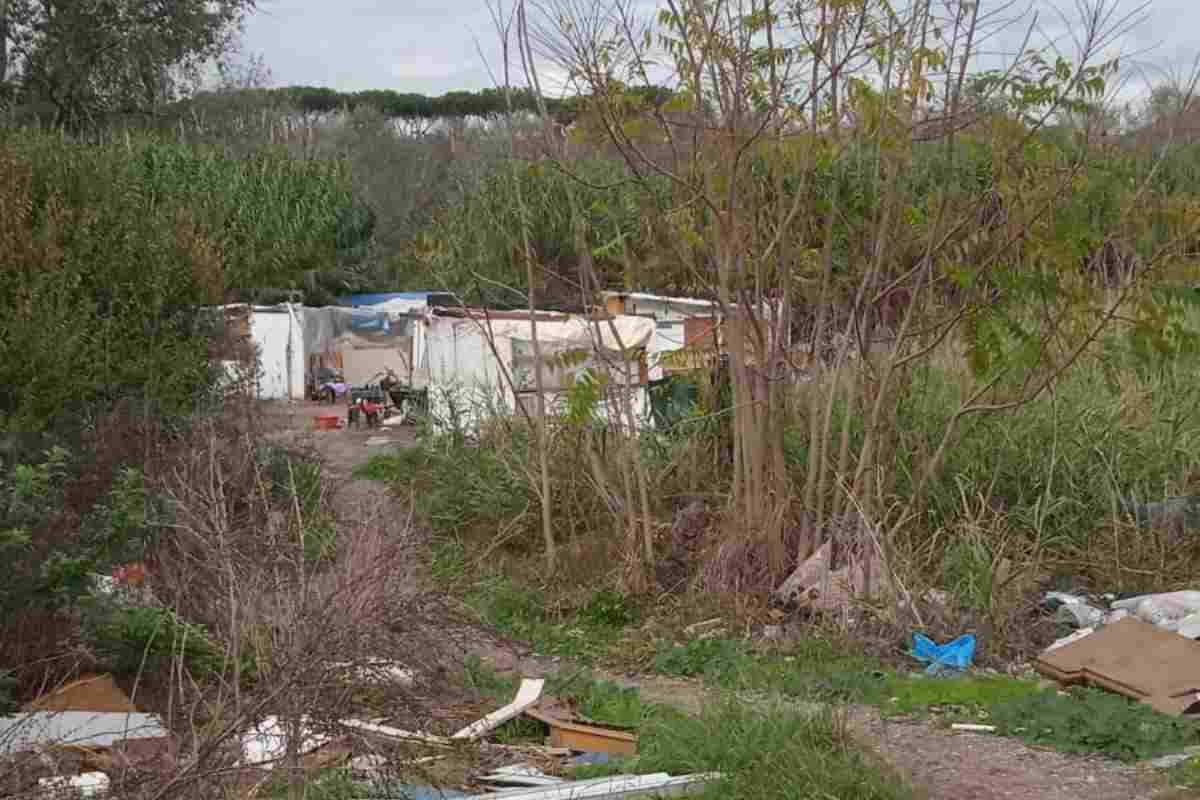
[466,578,634,661]
[351,453,410,482]
[633,702,915,800]
[653,639,753,687]
[871,673,1044,719]
[990,687,1199,762]
[565,678,644,728]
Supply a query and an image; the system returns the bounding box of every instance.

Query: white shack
[423,311,656,429]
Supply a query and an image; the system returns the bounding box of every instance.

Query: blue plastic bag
[910,633,976,676]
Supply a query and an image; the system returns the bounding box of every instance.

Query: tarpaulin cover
[299,306,418,357]
[472,316,655,354]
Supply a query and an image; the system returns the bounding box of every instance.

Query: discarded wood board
[27,674,136,714]
[452,678,545,741]
[1035,617,1200,716]
[524,706,637,758]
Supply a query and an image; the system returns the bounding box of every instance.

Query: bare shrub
[2,414,462,799]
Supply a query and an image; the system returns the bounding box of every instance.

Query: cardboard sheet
[1034,617,1200,716]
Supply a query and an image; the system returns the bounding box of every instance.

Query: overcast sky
[241,0,1200,102]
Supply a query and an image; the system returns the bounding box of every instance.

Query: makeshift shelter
[212,303,427,401]
[602,292,720,381]
[423,311,655,430]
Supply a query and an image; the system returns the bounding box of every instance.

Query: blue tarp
[338,292,431,308]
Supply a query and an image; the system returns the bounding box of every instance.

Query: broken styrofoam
[38,772,110,798]
[451,678,545,741]
[241,716,331,769]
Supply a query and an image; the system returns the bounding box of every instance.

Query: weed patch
[568,679,644,728]
[873,674,1044,719]
[653,639,753,687]
[351,454,410,482]
[990,687,1199,762]
[466,579,632,661]
[634,702,914,800]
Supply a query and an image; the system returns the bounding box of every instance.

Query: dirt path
[273,400,1177,800]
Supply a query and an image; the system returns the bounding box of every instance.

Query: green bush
[89,606,222,677]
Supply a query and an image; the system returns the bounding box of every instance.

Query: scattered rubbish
[1,674,173,759]
[37,771,110,798]
[773,541,889,611]
[910,633,976,676]
[1045,591,1090,608]
[472,772,718,800]
[1178,613,1200,640]
[480,764,566,787]
[923,588,951,607]
[241,716,331,768]
[1053,603,1105,627]
[349,753,388,775]
[382,784,469,800]
[683,618,723,637]
[1044,592,1108,628]
[332,659,416,686]
[1111,591,1200,630]
[1035,617,1200,716]
[340,718,450,746]
[1044,627,1096,653]
[950,723,996,733]
[365,436,392,447]
[524,703,638,757]
[452,678,545,741]
[567,752,612,768]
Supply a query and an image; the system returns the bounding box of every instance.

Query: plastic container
[314,414,341,431]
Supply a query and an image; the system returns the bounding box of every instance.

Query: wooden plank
[523,708,637,757]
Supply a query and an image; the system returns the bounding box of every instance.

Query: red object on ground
[315,415,340,431]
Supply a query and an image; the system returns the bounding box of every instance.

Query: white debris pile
[1045,590,1200,651]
